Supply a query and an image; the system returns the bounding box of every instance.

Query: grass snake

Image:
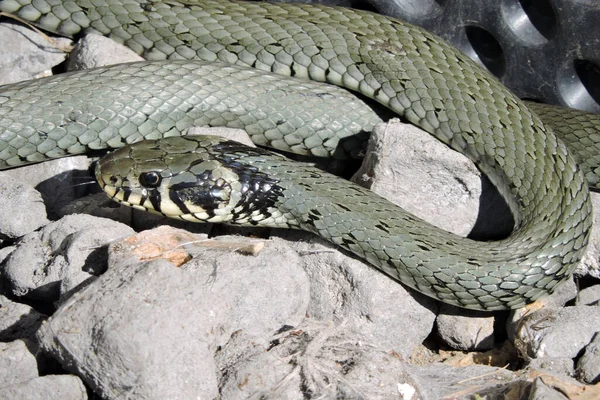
[0,0,596,310]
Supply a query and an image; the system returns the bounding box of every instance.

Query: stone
[528,357,575,379]
[352,120,513,239]
[404,363,520,399]
[528,377,570,400]
[513,306,600,360]
[577,332,600,384]
[280,232,437,359]
[37,231,310,398]
[0,295,46,341]
[67,34,143,70]
[1,214,134,301]
[0,340,38,386]
[579,192,600,279]
[576,284,600,306]
[0,175,48,238]
[0,375,87,400]
[216,320,411,399]
[0,22,72,85]
[1,155,93,219]
[436,304,496,351]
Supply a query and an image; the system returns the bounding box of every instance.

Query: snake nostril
[109,176,119,185]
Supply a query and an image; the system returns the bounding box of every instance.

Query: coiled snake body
[0,0,596,310]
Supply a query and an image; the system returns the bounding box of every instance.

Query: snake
[0,0,596,310]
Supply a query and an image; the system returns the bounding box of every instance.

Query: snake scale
[0,0,596,310]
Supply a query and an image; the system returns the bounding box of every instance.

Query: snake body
[0,0,595,310]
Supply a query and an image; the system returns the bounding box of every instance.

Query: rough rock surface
[436,304,496,351]
[1,11,600,400]
[0,295,46,341]
[1,214,134,302]
[0,22,72,85]
[68,34,144,70]
[578,333,600,384]
[0,175,49,239]
[352,120,514,239]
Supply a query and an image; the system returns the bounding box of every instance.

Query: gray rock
[1,214,134,301]
[577,332,600,384]
[67,34,143,70]
[579,192,600,279]
[0,175,48,238]
[528,377,570,400]
[1,155,93,219]
[216,320,411,399]
[0,22,72,85]
[188,126,257,147]
[0,375,87,400]
[37,233,310,398]
[0,295,46,341]
[576,284,600,306]
[436,304,495,351]
[513,306,600,360]
[283,233,437,359]
[404,363,519,400]
[60,192,133,226]
[0,340,38,387]
[528,357,575,378]
[0,245,14,264]
[352,120,513,239]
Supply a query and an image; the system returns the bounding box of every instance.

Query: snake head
[95,136,289,226]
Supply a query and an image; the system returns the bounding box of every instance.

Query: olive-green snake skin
[0,0,596,310]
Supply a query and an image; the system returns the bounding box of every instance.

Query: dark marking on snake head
[233,171,283,221]
[121,187,132,203]
[148,189,162,212]
[169,179,231,216]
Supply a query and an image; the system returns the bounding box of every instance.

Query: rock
[282,233,437,359]
[352,120,513,239]
[579,192,600,279]
[0,340,38,386]
[37,230,310,398]
[528,377,570,400]
[0,22,72,85]
[216,320,410,399]
[67,34,143,70]
[404,363,520,399]
[528,357,575,378]
[0,295,46,341]
[526,372,600,400]
[1,214,134,302]
[188,126,257,148]
[60,192,134,226]
[577,332,600,384]
[1,155,93,219]
[0,175,48,238]
[0,375,87,400]
[436,304,496,351]
[576,284,600,306]
[513,306,600,360]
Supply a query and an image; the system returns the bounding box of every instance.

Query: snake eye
[139,171,162,188]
